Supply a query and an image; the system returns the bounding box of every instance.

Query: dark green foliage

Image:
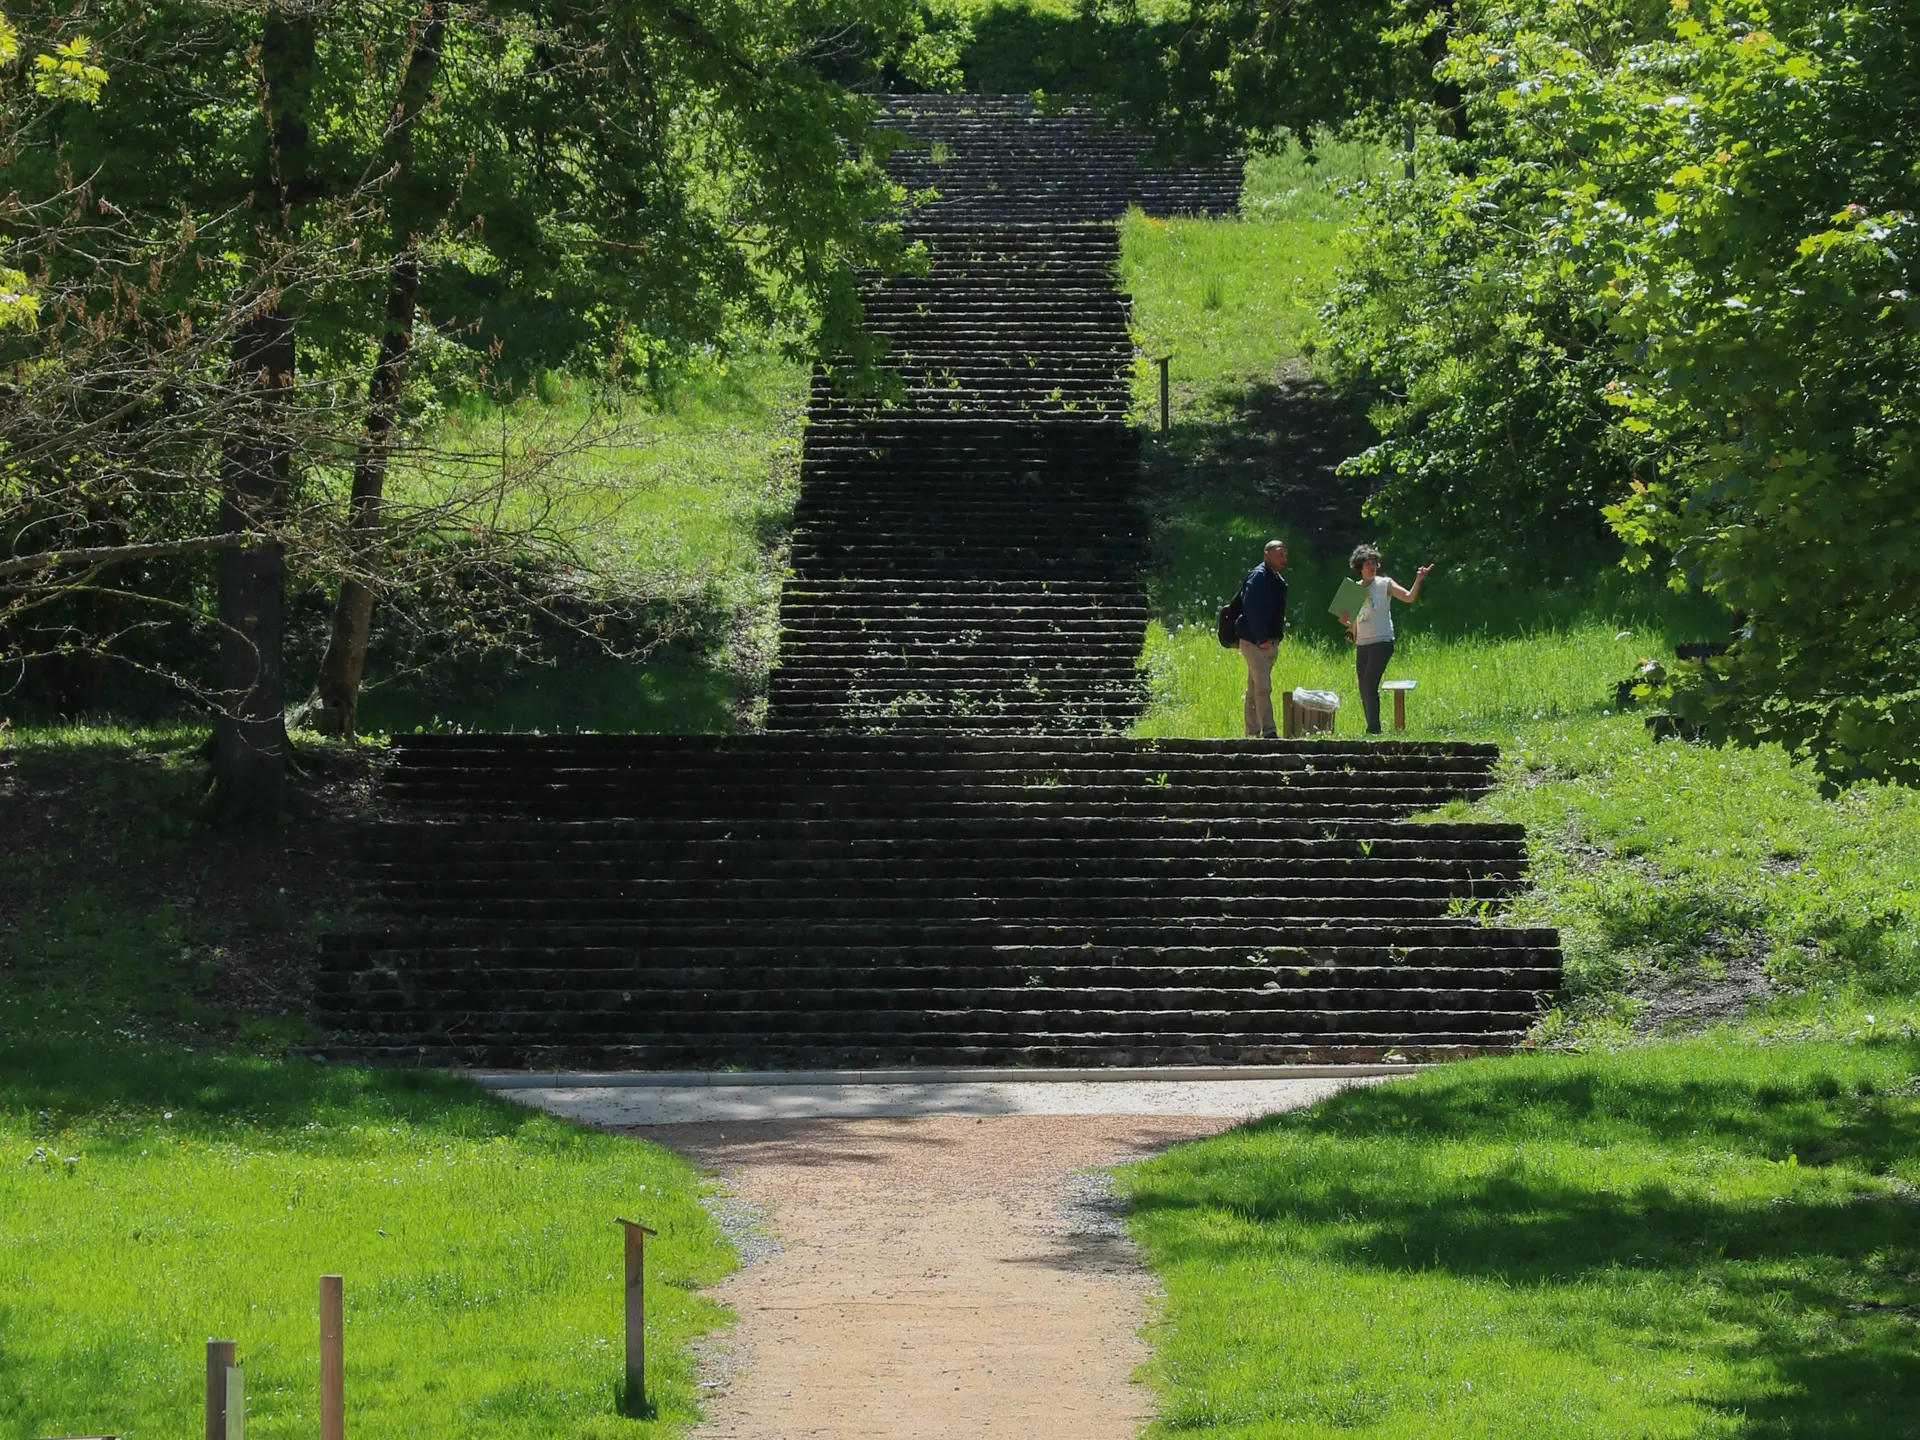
[1076,0,1414,158]
[1318,0,1920,791]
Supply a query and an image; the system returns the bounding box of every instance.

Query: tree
[1318,0,1919,790]
[1578,4,1920,790]
[2,0,923,814]
[1069,0,1485,159]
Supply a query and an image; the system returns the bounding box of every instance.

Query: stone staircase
[878,93,1243,221]
[313,96,1561,1068]
[316,735,1558,1067]
[771,421,1148,731]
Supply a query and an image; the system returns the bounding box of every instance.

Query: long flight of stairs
[314,95,1562,1068]
[877,94,1244,222]
[776,224,1147,730]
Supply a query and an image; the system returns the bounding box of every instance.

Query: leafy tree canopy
[1324,0,1920,791]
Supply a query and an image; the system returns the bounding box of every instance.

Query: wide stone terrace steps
[316,735,1562,1068]
[772,424,1147,731]
[880,94,1243,221]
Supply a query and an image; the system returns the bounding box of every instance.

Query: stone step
[307,1052,1520,1075]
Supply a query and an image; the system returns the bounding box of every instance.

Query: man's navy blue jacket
[1235,563,1288,645]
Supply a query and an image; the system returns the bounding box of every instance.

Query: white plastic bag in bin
[1291,687,1341,713]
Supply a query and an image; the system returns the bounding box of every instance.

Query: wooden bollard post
[204,1340,235,1440]
[319,1276,344,1440]
[617,1219,658,1417]
[224,1365,245,1440]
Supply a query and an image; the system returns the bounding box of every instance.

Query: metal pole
[204,1340,235,1440]
[1156,355,1171,433]
[618,1219,658,1416]
[319,1276,344,1440]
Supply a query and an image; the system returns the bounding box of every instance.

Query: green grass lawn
[353,347,807,735]
[1122,1012,1920,1438]
[1123,138,1381,425]
[0,1044,732,1440]
[0,730,737,1439]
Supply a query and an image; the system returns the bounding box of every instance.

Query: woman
[1340,545,1432,735]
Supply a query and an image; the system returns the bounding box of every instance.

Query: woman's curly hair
[1349,544,1382,573]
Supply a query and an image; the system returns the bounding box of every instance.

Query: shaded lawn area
[0,735,737,1436]
[1122,1016,1920,1438]
[0,1040,733,1440]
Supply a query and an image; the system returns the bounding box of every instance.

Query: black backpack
[1217,588,1243,648]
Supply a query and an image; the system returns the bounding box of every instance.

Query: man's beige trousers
[1239,637,1279,737]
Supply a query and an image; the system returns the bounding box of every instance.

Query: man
[1234,539,1289,738]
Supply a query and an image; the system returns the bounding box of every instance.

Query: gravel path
[627,1116,1222,1440]
[494,1077,1386,1437]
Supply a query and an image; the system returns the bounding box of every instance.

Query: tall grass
[1136,620,1647,740]
[1120,135,1384,424]
[387,348,806,597]
[336,348,807,734]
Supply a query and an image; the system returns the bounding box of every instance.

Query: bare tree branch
[0,532,255,581]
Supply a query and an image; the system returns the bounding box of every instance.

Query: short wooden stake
[1393,688,1407,731]
[618,1219,658,1416]
[204,1340,235,1440]
[319,1275,344,1440]
[224,1366,245,1440]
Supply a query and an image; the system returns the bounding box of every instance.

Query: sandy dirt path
[627,1115,1227,1440]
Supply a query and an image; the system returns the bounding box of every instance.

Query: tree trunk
[1421,15,1469,143]
[210,6,314,819]
[212,308,295,819]
[311,255,421,738]
[311,2,447,739]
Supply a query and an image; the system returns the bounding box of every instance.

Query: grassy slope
[1116,137,1920,1438]
[0,731,736,1439]
[362,348,807,735]
[1115,133,1920,1023]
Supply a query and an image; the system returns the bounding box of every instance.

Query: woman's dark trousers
[1356,640,1395,734]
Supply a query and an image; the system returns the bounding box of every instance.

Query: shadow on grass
[358,654,737,735]
[0,1037,554,1148]
[1128,1042,1920,1436]
[1144,372,1727,644]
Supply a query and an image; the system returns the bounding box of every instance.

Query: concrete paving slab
[489,1073,1396,1124]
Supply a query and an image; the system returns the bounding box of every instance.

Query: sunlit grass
[385,349,807,598]
[0,1044,733,1440]
[1134,620,1647,741]
[1124,1019,1920,1439]
[1121,135,1383,423]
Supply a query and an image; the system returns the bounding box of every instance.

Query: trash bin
[1283,687,1339,738]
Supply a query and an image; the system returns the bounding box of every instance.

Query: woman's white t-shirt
[1353,576,1395,644]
